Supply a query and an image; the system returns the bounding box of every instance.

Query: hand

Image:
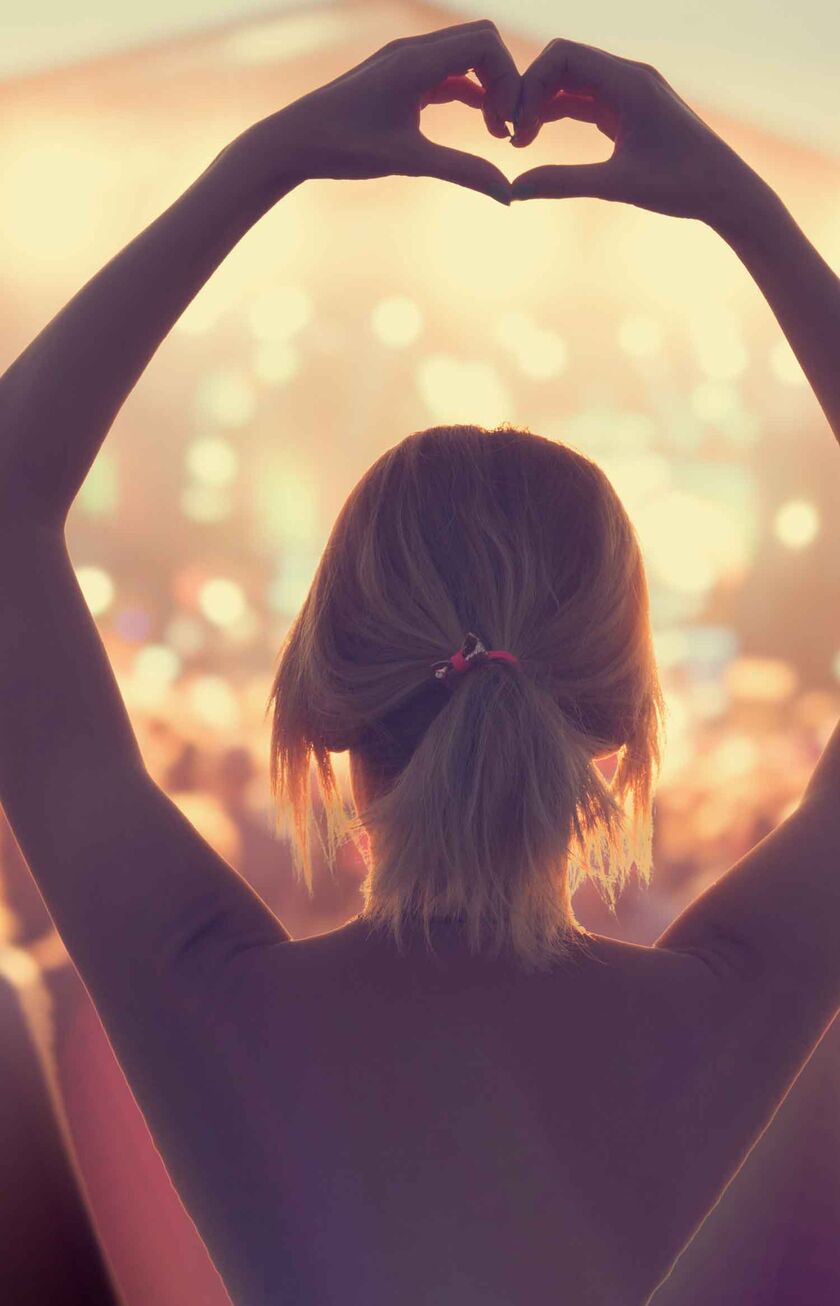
[268,20,520,204]
[510,39,770,230]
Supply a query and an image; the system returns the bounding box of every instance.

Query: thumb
[512,163,617,201]
[408,139,511,205]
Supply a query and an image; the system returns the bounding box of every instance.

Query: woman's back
[148,916,836,1306]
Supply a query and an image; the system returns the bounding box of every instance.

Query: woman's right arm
[511,41,840,993]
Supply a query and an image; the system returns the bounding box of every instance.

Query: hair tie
[431,632,519,685]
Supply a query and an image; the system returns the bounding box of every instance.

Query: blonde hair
[268,425,665,972]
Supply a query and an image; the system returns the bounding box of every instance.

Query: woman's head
[268,424,665,971]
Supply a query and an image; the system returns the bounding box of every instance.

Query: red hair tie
[432,632,519,684]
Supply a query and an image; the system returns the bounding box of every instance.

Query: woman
[0,21,837,1306]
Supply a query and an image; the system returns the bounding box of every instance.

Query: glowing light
[253,341,301,385]
[652,628,690,669]
[493,311,566,380]
[423,186,567,300]
[164,615,205,658]
[371,295,424,348]
[186,437,239,487]
[79,453,118,516]
[75,566,114,616]
[195,369,256,427]
[833,651,840,681]
[247,286,313,342]
[638,492,750,594]
[187,676,240,731]
[725,657,798,702]
[774,499,819,549]
[115,608,151,642]
[599,451,670,512]
[691,380,741,423]
[226,12,353,65]
[223,610,262,647]
[134,645,181,686]
[713,734,761,779]
[181,485,233,523]
[658,688,692,782]
[415,354,511,427]
[770,339,808,388]
[688,307,749,381]
[495,311,534,351]
[517,329,567,380]
[176,280,233,336]
[268,550,320,615]
[0,121,115,271]
[252,461,320,549]
[618,315,663,358]
[198,578,248,627]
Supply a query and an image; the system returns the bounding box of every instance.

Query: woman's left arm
[0,20,515,529]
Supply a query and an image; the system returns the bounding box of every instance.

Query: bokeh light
[371,295,424,348]
[198,578,248,627]
[75,565,115,616]
[774,499,820,549]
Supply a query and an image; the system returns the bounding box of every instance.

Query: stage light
[252,461,320,549]
[198,578,248,627]
[181,484,234,523]
[495,311,535,352]
[187,676,240,731]
[639,492,750,594]
[690,379,741,423]
[725,657,799,701]
[79,453,118,516]
[652,627,690,669]
[186,437,239,487]
[599,451,670,512]
[195,368,257,427]
[247,286,313,342]
[689,313,747,381]
[223,610,262,647]
[618,315,663,358]
[253,341,301,385]
[769,339,808,387]
[164,615,206,658]
[267,550,320,616]
[774,499,819,549]
[711,734,760,778]
[517,329,567,380]
[658,688,692,782]
[371,295,424,348]
[415,353,511,427]
[75,565,114,616]
[134,644,181,686]
[0,119,115,274]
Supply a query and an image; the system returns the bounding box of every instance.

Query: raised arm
[511,42,840,993]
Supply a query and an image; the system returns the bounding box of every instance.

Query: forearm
[714,184,840,443]
[0,116,302,528]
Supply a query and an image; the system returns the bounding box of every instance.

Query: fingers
[407,138,511,204]
[540,92,620,141]
[420,75,486,112]
[513,39,634,146]
[400,21,521,138]
[511,163,617,202]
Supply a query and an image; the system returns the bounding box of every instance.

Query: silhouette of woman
[0,21,837,1306]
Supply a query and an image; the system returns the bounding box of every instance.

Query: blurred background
[0,2,838,1303]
